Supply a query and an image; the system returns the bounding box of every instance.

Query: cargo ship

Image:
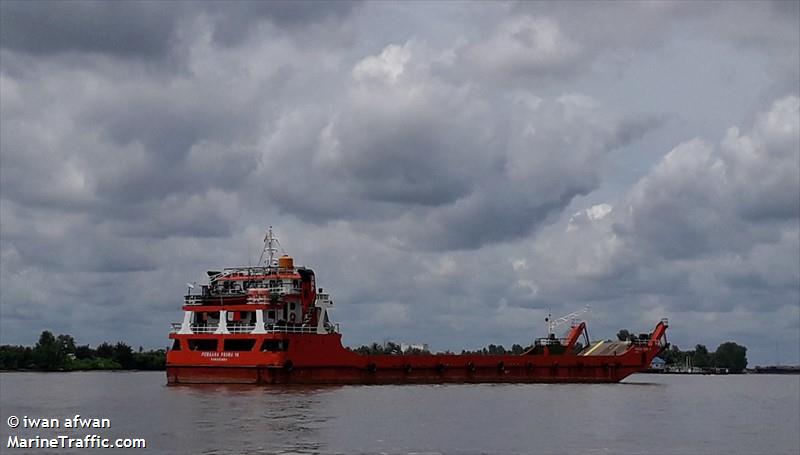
[167,228,669,384]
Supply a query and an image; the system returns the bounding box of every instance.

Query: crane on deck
[545,305,590,337]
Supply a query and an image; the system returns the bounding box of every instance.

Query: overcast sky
[1,1,798,365]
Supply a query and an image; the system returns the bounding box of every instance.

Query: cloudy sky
[1,1,798,365]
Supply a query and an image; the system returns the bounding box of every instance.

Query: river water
[0,371,798,454]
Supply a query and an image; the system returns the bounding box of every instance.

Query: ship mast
[258,226,283,269]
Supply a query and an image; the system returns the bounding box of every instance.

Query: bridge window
[223,339,256,351]
[260,340,290,352]
[171,339,181,351]
[188,339,217,351]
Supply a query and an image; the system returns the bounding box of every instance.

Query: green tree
[95,342,114,358]
[0,346,33,369]
[113,342,134,369]
[33,331,66,370]
[74,345,95,360]
[660,344,686,366]
[132,349,166,370]
[714,342,747,373]
[693,344,712,368]
[57,334,76,355]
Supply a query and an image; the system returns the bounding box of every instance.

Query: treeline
[617,329,748,374]
[351,341,534,356]
[659,342,748,373]
[352,342,432,355]
[460,344,529,355]
[0,331,165,371]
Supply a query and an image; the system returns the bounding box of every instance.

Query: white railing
[262,325,315,334]
[184,295,204,305]
[267,284,301,296]
[190,325,218,333]
[170,323,340,335]
[228,325,256,333]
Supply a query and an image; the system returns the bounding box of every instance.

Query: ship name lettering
[200,352,240,358]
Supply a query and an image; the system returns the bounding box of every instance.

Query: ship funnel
[278,255,294,270]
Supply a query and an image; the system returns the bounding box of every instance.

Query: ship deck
[580,341,631,356]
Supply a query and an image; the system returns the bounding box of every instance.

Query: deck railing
[170,323,339,335]
[184,295,204,305]
[228,325,256,334]
[190,325,218,333]
[268,325,317,334]
[267,284,301,296]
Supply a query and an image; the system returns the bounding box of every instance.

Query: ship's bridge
[170,228,337,336]
[173,284,337,336]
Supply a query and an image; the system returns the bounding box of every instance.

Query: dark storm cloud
[0,0,360,57]
[203,1,360,47]
[0,0,178,58]
[0,201,158,273]
[256,41,662,249]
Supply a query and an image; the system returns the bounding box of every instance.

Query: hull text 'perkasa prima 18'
[167,228,669,384]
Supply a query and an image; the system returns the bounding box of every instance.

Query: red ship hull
[167,326,667,385]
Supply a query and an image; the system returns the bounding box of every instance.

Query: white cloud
[353,43,412,83]
[464,15,581,79]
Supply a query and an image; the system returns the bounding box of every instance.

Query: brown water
[1,371,798,454]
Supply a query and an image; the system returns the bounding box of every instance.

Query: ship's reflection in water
[1,372,798,454]
[169,383,339,454]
